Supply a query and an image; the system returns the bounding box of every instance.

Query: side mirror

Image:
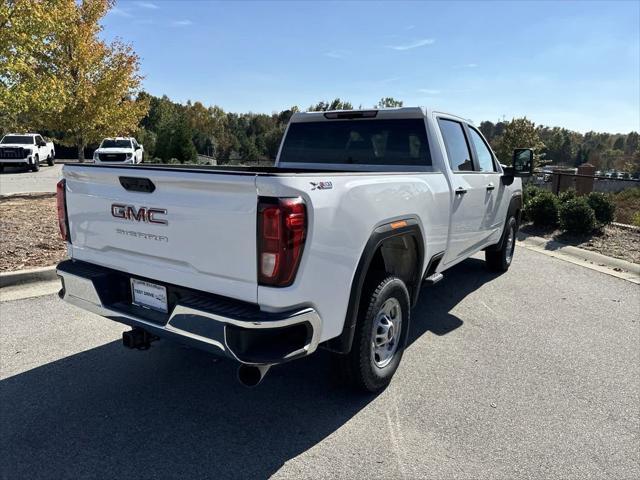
[135,145,140,150]
[512,148,534,177]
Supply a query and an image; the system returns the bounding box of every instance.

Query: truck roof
[290,107,473,125]
[3,133,40,137]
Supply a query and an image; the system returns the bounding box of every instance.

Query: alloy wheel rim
[371,298,402,368]
[505,223,515,264]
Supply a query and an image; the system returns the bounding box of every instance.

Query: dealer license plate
[131,278,168,313]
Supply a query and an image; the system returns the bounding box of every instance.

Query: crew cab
[93,137,144,165]
[0,133,55,171]
[56,108,533,392]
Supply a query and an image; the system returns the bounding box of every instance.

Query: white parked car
[56,107,532,392]
[93,137,143,165]
[0,133,55,172]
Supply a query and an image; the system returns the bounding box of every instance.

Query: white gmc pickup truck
[56,108,533,391]
[0,133,55,171]
[93,137,144,165]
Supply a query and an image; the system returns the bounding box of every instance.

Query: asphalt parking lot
[0,164,63,195]
[1,248,638,480]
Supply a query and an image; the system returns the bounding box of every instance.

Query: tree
[494,118,546,167]
[170,115,197,163]
[479,121,495,142]
[625,132,639,155]
[155,112,196,163]
[308,98,353,111]
[51,0,148,160]
[376,97,403,108]
[0,0,67,131]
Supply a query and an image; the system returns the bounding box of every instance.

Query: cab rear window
[280,119,431,167]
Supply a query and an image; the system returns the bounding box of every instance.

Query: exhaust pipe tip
[237,364,271,387]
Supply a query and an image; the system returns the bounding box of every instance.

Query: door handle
[455,187,467,195]
[486,183,495,191]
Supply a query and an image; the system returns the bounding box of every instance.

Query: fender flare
[487,194,522,252]
[325,218,425,354]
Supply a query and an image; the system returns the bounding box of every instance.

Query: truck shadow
[0,258,497,479]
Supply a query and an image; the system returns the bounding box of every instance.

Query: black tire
[486,216,517,272]
[30,155,40,172]
[341,276,410,393]
[0,165,4,173]
[47,155,54,166]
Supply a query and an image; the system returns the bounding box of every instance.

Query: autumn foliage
[0,0,148,160]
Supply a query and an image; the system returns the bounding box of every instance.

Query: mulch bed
[0,194,67,272]
[520,223,640,265]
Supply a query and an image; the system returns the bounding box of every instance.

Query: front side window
[437,119,474,172]
[101,139,132,149]
[468,128,496,172]
[279,119,431,167]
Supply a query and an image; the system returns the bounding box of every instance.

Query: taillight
[56,179,70,242]
[257,197,307,287]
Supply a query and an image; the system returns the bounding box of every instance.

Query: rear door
[437,118,492,264]
[64,165,259,303]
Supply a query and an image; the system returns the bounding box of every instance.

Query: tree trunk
[77,143,85,162]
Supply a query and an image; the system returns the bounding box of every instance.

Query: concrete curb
[612,222,640,231]
[0,266,58,288]
[517,233,640,284]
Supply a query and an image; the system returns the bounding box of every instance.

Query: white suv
[93,137,143,165]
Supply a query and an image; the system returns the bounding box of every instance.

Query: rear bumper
[56,260,321,365]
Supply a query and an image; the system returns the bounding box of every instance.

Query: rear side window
[437,119,474,172]
[279,119,431,167]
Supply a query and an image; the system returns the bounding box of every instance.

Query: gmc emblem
[111,204,168,225]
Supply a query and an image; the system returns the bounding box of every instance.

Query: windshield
[100,139,131,148]
[279,119,431,166]
[1,135,33,145]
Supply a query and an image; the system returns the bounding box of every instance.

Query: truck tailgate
[64,165,258,303]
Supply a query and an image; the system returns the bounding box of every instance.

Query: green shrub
[613,188,640,225]
[523,184,544,205]
[526,191,559,227]
[558,189,577,204]
[586,192,615,226]
[632,212,640,227]
[559,198,596,234]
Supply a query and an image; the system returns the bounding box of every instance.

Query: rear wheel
[341,276,410,392]
[30,155,40,172]
[486,216,517,272]
[47,155,54,166]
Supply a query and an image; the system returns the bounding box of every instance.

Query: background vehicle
[0,133,55,172]
[93,137,144,164]
[56,107,532,392]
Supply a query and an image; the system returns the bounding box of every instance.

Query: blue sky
[104,1,640,133]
